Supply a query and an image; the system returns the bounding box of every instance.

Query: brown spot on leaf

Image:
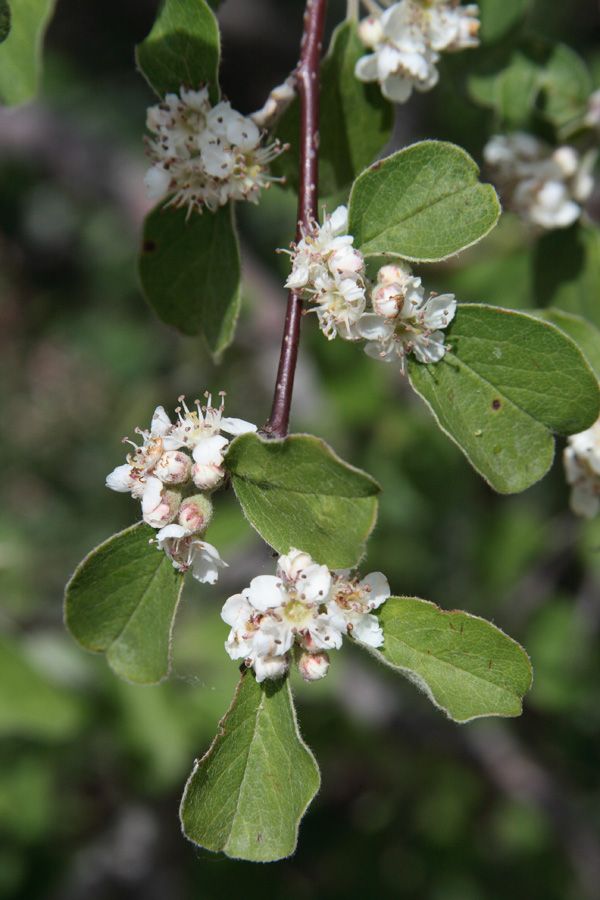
[143,240,157,253]
[491,398,501,410]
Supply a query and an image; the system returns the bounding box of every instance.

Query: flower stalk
[263,0,328,439]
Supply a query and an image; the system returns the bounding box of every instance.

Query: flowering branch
[263,0,328,438]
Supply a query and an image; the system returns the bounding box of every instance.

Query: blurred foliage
[1,0,600,898]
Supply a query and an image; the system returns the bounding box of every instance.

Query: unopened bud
[178,494,214,535]
[192,461,225,491]
[372,283,404,319]
[154,450,192,484]
[377,262,412,285]
[295,648,330,682]
[252,653,291,683]
[357,15,384,48]
[141,480,181,529]
[328,245,364,277]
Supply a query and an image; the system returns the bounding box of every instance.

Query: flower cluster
[106,393,256,582]
[563,419,600,518]
[358,263,457,372]
[284,207,457,370]
[221,548,390,682]
[284,206,367,339]
[144,86,286,216]
[355,0,480,104]
[483,133,596,230]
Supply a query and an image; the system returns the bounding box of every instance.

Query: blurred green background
[2,0,600,898]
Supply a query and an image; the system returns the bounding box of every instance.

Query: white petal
[106,464,136,492]
[359,571,390,608]
[220,416,258,436]
[351,613,384,648]
[192,434,229,466]
[244,575,287,611]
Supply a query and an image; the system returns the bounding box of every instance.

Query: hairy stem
[263,0,328,438]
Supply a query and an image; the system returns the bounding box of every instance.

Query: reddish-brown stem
[263,0,328,438]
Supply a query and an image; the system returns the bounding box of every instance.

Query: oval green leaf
[348,141,500,262]
[226,432,380,568]
[135,0,220,102]
[65,522,185,684]
[408,304,600,493]
[0,0,55,105]
[374,596,533,722]
[180,668,320,861]
[138,203,241,357]
[272,19,393,198]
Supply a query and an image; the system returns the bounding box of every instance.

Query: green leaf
[180,668,320,861]
[0,635,83,740]
[532,308,600,381]
[0,0,55,106]
[348,141,500,262]
[534,224,600,329]
[272,19,393,198]
[226,432,380,568]
[65,522,185,684]
[374,596,533,722]
[0,1,10,44]
[535,43,592,128]
[468,40,591,130]
[135,0,220,103]
[407,305,600,493]
[138,203,241,357]
[478,0,531,43]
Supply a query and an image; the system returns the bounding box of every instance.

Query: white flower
[144,86,286,216]
[155,523,228,583]
[359,263,456,371]
[106,391,252,580]
[221,548,345,682]
[484,133,596,230]
[355,1,480,104]
[284,206,367,340]
[327,570,390,648]
[106,405,181,499]
[563,419,600,518]
[221,549,392,681]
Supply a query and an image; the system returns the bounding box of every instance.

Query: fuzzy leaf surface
[374,597,533,722]
[0,0,55,105]
[408,305,600,493]
[226,433,380,568]
[348,141,500,262]
[65,522,184,684]
[272,19,393,198]
[180,668,320,861]
[138,204,241,357]
[135,0,220,102]
[532,308,600,380]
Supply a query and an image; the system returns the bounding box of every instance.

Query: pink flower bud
[178,494,214,535]
[328,245,364,277]
[141,479,181,529]
[296,649,330,682]
[154,450,192,484]
[377,262,412,285]
[192,461,225,491]
[372,283,404,319]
